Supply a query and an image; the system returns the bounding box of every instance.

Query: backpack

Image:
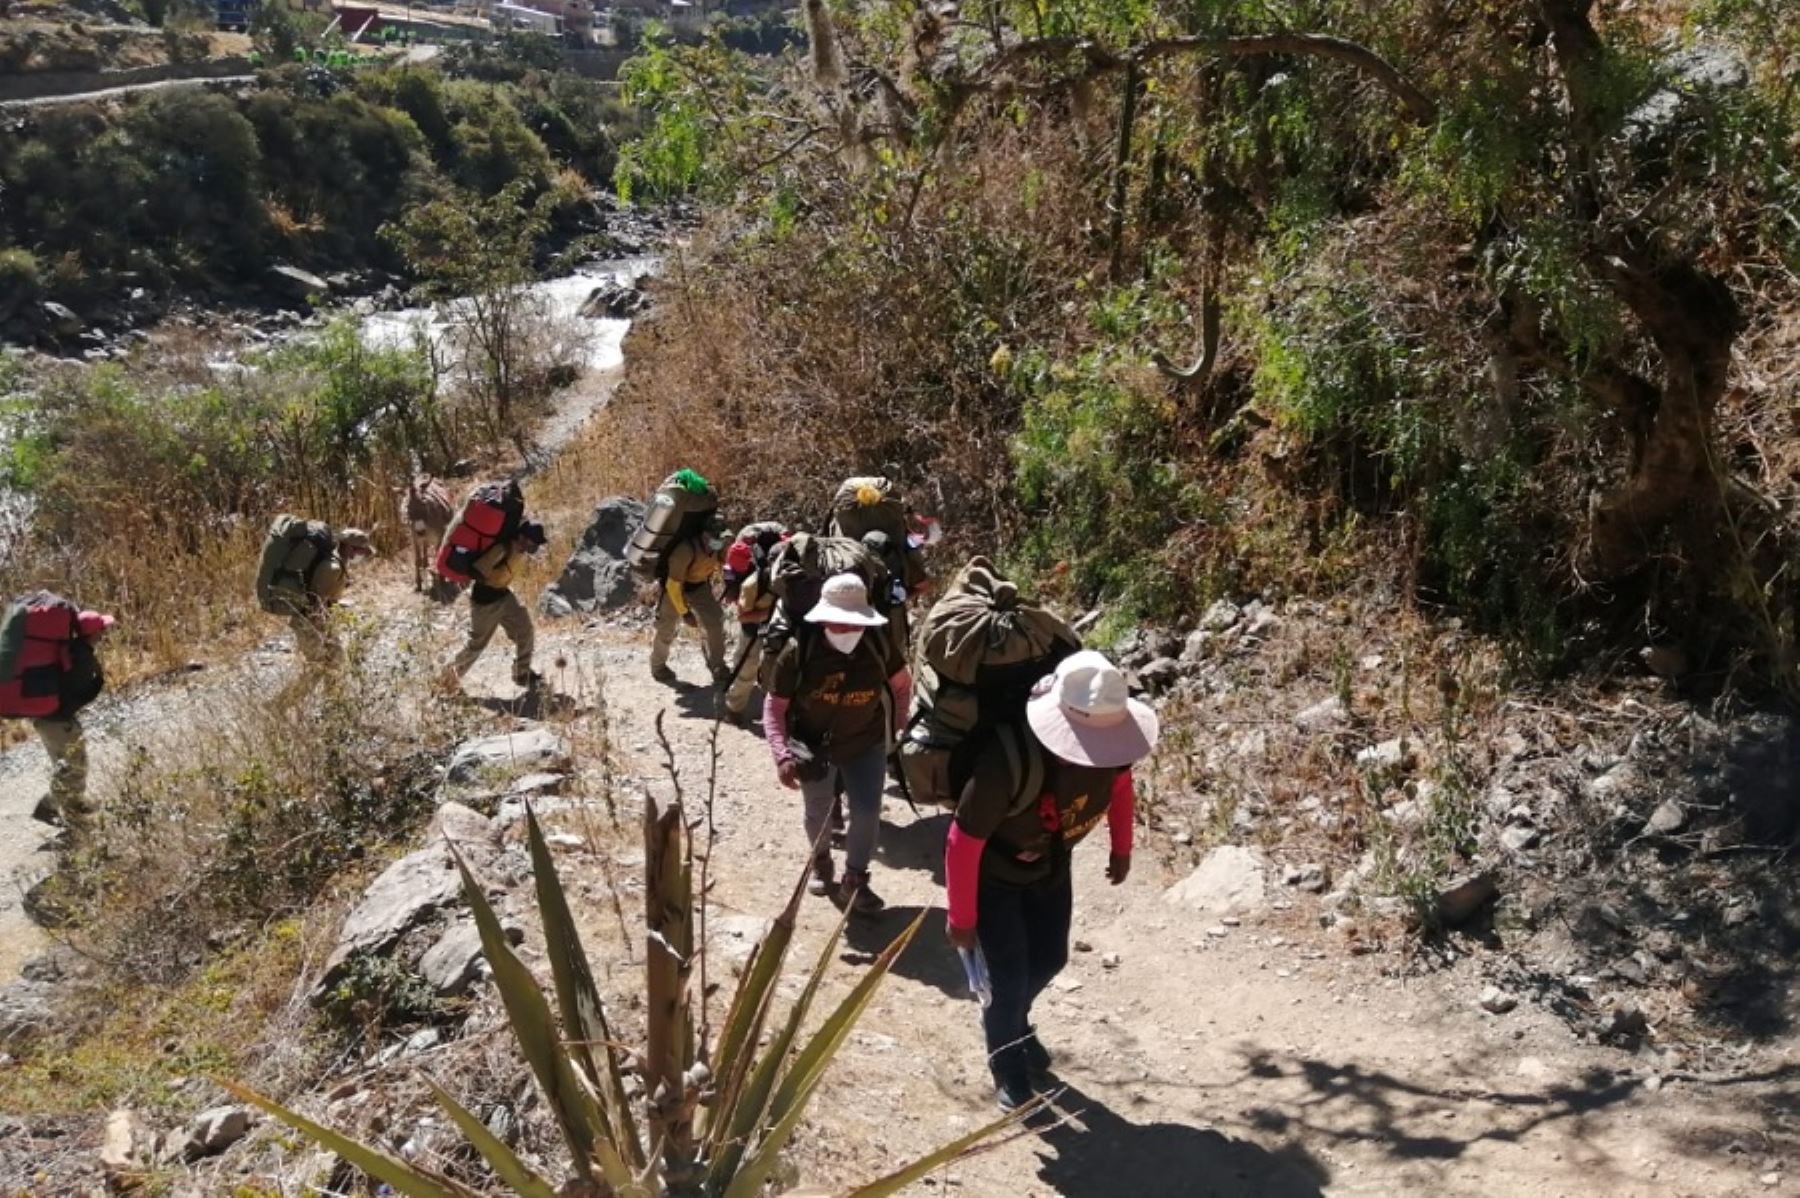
[626,469,718,581]
[436,479,526,585]
[255,515,337,614]
[0,592,90,720]
[897,557,1081,810]
[725,521,788,613]
[757,533,890,689]
[829,476,927,592]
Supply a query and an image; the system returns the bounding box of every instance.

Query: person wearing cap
[943,650,1158,1111]
[441,518,547,691]
[763,573,912,914]
[720,521,788,724]
[2,599,114,842]
[650,512,730,688]
[286,527,375,671]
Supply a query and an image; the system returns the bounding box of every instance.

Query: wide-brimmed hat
[338,528,373,554]
[518,520,548,548]
[77,611,115,638]
[803,573,888,628]
[1026,650,1160,769]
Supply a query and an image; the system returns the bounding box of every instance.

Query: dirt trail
[462,618,1796,1198]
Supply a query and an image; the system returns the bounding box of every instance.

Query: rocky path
[469,616,1797,1198]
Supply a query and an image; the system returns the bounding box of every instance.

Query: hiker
[255,517,374,669]
[720,521,788,724]
[439,518,548,691]
[1,593,114,842]
[943,650,1158,1111]
[763,573,911,914]
[650,512,730,687]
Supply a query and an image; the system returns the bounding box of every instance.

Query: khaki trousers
[449,590,535,683]
[724,624,764,715]
[650,584,727,677]
[34,716,92,832]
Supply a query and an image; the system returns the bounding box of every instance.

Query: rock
[578,282,649,320]
[1478,986,1518,1015]
[1586,762,1645,804]
[1243,607,1282,639]
[1164,846,1268,916]
[430,801,500,853]
[546,832,585,850]
[40,300,83,337]
[418,920,485,998]
[100,1108,143,1176]
[1101,952,1122,970]
[1432,873,1499,928]
[1639,645,1688,679]
[1600,1003,1649,1041]
[266,265,332,307]
[0,979,58,1048]
[447,728,571,784]
[1136,657,1182,693]
[1293,696,1348,732]
[1200,599,1242,633]
[183,1106,252,1161]
[1356,738,1409,773]
[543,497,647,615]
[1290,863,1328,893]
[1761,1172,1781,1188]
[316,847,462,992]
[507,772,567,798]
[1500,825,1540,853]
[1645,800,1686,835]
[1180,629,1214,663]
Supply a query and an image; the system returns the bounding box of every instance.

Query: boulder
[1164,846,1268,916]
[40,301,83,338]
[267,265,331,307]
[577,281,649,320]
[183,1106,253,1161]
[1478,986,1518,1015]
[1294,696,1348,732]
[99,1108,145,1178]
[1135,657,1182,694]
[1645,800,1687,835]
[447,728,571,785]
[542,497,647,616]
[1432,872,1499,928]
[1200,599,1242,633]
[418,920,485,998]
[316,846,463,987]
[0,979,58,1048]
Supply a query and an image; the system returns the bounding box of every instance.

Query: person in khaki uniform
[720,524,787,724]
[441,519,547,690]
[287,528,373,668]
[650,514,729,686]
[24,608,113,843]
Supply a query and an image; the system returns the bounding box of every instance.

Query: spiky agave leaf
[525,805,645,1170]
[451,847,635,1192]
[721,911,929,1198]
[425,1078,560,1198]
[220,1080,480,1198]
[839,1099,1055,1197]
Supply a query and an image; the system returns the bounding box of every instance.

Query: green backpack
[255,515,336,615]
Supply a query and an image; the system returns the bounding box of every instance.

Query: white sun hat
[803,573,889,628]
[1026,650,1160,768]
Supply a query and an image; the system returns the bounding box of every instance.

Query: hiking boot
[832,869,885,916]
[651,664,677,685]
[30,797,62,828]
[1022,1030,1053,1081]
[514,668,544,689]
[807,854,835,898]
[993,1067,1035,1114]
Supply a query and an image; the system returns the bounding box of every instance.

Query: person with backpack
[439,518,548,691]
[943,650,1158,1111]
[763,573,912,914]
[1,593,114,842]
[649,512,730,687]
[719,521,787,724]
[256,520,374,669]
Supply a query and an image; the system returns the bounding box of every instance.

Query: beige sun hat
[1026,650,1160,769]
[803,573,889,628]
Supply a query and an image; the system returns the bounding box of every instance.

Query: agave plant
[229,793,1039,1195]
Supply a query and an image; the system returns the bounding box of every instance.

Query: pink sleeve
[944,821,987,930]
[763,694,792,764]
[1108,768,1135,856]
[888,669,911,730]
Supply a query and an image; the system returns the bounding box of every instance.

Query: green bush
[0,247,41,305]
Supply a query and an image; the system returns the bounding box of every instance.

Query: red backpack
[435,480,525,584]
[0,592,83,719]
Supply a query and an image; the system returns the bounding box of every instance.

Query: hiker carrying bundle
[828,476,929,594]
[436,479,526,585]
[255,516,337,615]
[721,521,789,722]
[1,591,114,839]
[439,509,548,694]
[898,557,1082,812]
[627,469,718,581]
[756,532,890,690]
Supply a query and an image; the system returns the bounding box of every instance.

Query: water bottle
[957,946,993,1008]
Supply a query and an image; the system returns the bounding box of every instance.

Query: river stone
[267,264,331,306]
[1164,846,1268,916]
[447,727,570,784]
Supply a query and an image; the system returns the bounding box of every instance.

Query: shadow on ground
[876,811,949,884]
[841,903,965,998]
[1036,1083,1328,1197]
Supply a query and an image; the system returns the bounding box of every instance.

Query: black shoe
[1022,1031,1053,1081]
[831,870,885,916]
[651,665,677,684]
[30,797,62,828]
[994,1069,1035,1114]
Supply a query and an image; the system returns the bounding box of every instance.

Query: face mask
[824,629,864,655]
[704,536,725,552]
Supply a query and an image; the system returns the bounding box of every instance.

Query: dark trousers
[976,868,1073,1082]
